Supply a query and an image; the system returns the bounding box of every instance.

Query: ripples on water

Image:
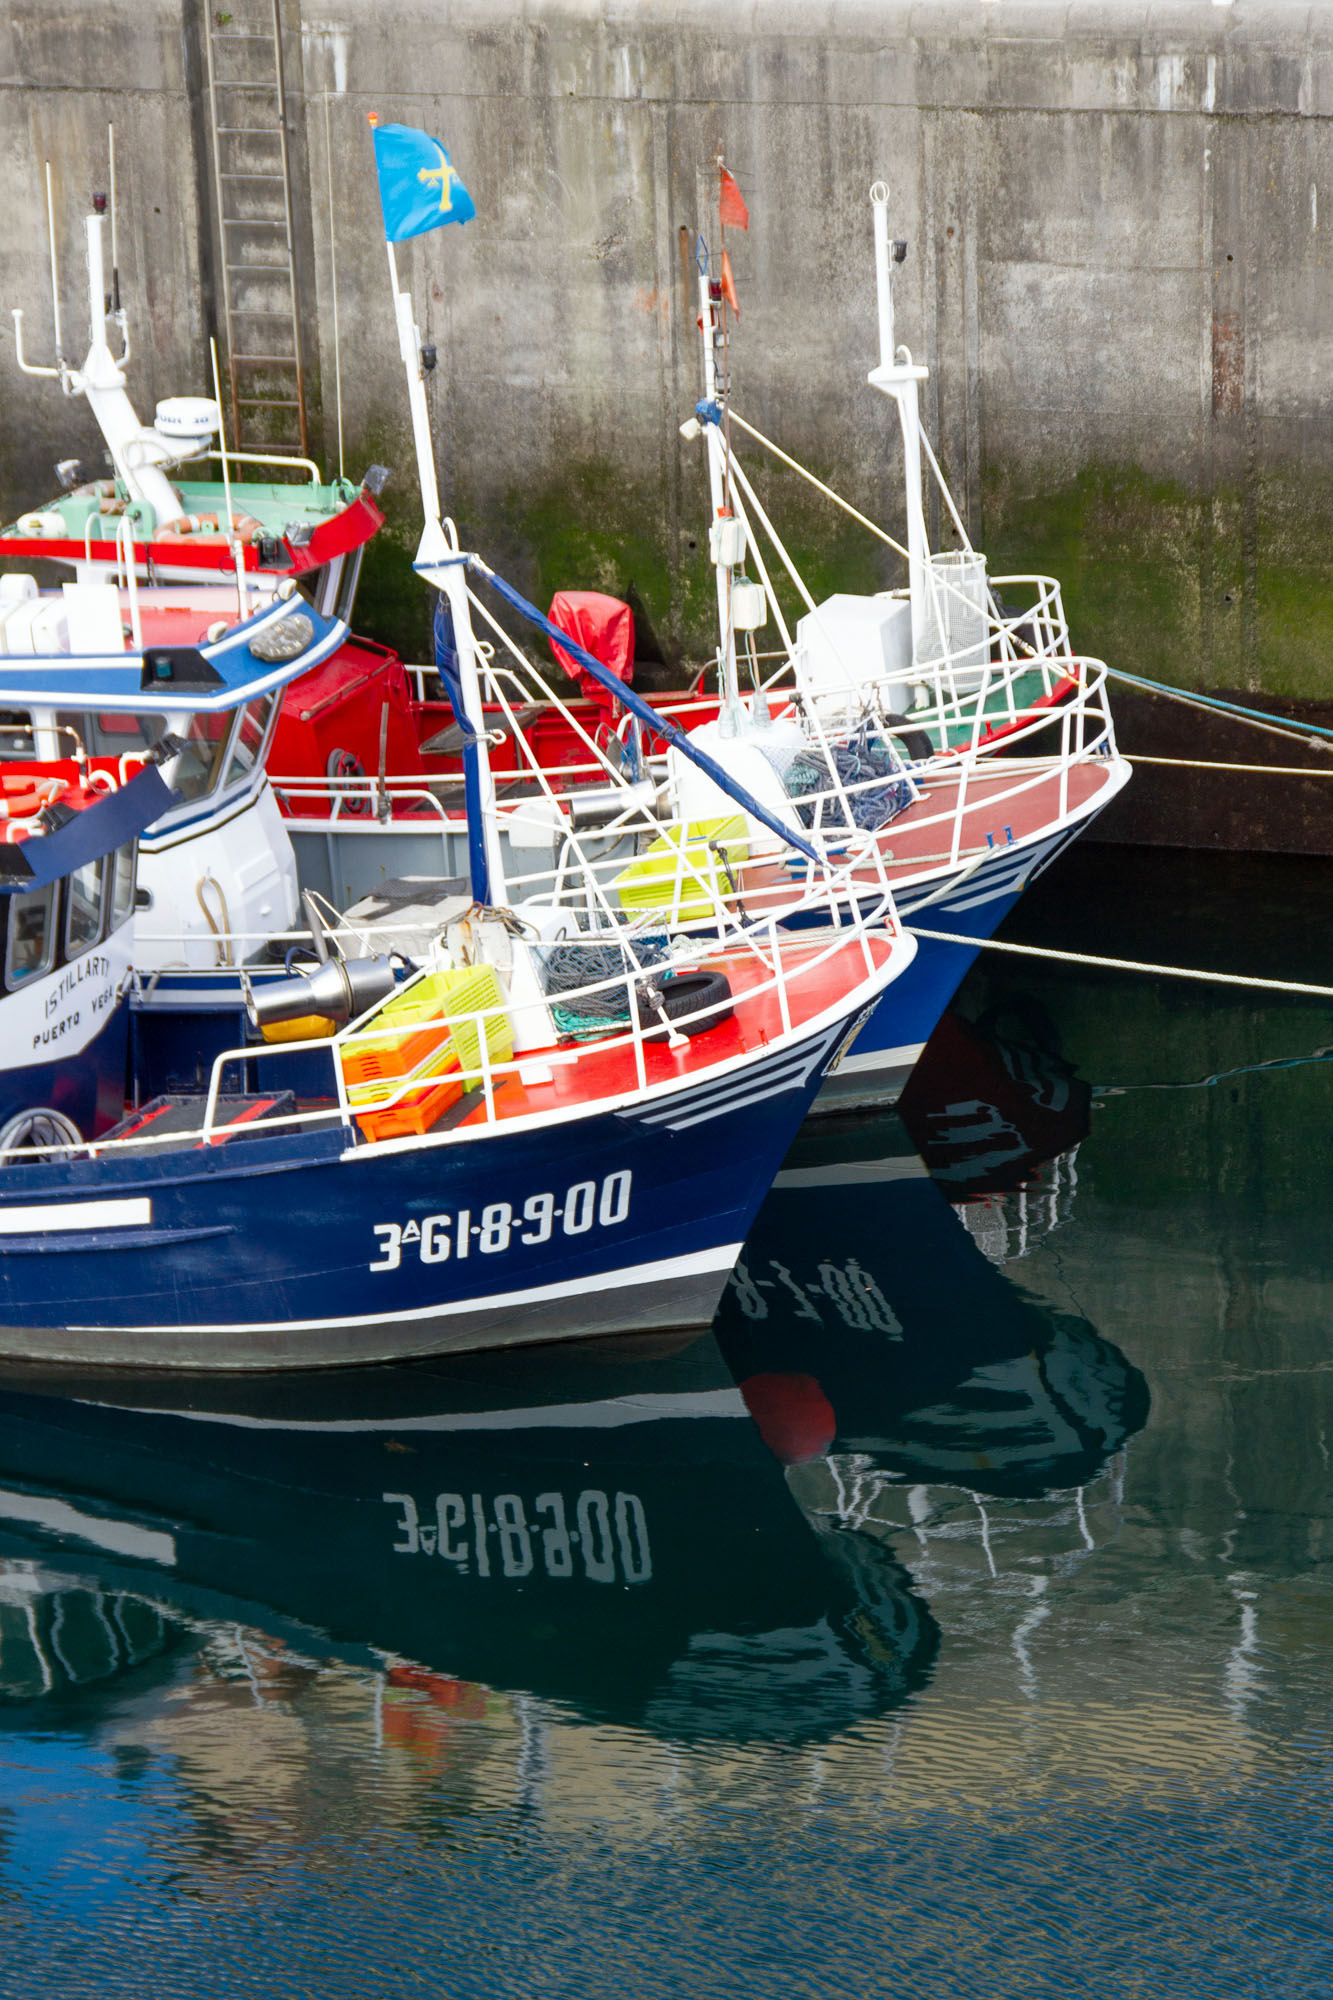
[0,848,1331,1996]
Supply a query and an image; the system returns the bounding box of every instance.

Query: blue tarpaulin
[0,763,175,892]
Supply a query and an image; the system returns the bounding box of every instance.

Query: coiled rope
[541,935,669,1037]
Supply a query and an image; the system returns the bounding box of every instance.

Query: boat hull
[812,862,1041,1112]
[808,762,1129,1113]
[0,1012,856,1370]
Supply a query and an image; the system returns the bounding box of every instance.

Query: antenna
[870,181,895,370]
[210,336,248,619]
[107,124,121,316]
[44,163,65,371]
[324,94,345,482]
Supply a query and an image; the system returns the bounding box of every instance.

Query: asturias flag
[372,122,475,242]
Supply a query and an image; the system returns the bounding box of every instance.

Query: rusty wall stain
[1211,308,1244,418]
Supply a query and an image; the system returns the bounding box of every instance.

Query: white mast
[866,183,936,669]
[696,265,745,736]
[386,237,505,903]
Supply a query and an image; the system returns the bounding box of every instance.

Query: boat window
[169,710,235,802]
[56,711,168,760]
[5,881,56,989]
[294,566,327,610]
[222,691,277,791]
[65,854,107,956]
[110,842,136,930]
[0,711,37,760]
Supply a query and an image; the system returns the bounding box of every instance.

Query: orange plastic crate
[341,1019,455,1093]
[343,965,512,1143]
[353,1070,465,1143]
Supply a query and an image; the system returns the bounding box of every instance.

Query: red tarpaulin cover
[547,591,635,710]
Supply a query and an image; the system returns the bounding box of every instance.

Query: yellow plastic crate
[615,816,749,923]
[434,962,514,1081]
[340,960,510,1136]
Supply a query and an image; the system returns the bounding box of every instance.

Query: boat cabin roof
[0,583,341,712]
[0,478,382,578]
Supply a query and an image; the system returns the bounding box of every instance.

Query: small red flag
[718,167,749,232]
[720,249,740,318]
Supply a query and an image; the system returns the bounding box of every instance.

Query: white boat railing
[488,654,1119,907]
[265,650,1118,918]
[41,886,899,1164]
[265,570,1088,830]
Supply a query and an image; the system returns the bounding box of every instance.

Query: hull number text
[382,1487,652,1584]
[369,1170,633,1273]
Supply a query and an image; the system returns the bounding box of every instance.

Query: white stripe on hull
[629,1029,840,1133]
[97,1386,752,1436]
[0,1197,151,1235]
[833,1040,925,1078]
[69,1240,745,1338]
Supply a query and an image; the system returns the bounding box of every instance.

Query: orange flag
[720,249,740,318]
[718,167,749,232]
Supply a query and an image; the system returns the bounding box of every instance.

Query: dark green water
[0,844,1331,1996]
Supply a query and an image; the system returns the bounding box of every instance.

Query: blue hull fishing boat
[0,141,402,1084]
[0,127,915,1370]
[0,1005,872,1369]
[661,173,1132,1105]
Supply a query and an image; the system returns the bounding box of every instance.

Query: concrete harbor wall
[0,2,1330,840]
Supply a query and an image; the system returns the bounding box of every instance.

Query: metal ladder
[202,0,309,454]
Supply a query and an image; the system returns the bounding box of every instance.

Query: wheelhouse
[4,835,138,996]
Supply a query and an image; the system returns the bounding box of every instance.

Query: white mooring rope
[1129,754,1333,778]
[907,927,1333,1002]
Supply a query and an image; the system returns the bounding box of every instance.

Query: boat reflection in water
[0,1018,1145,1748]
[898,998,1091,1262]
[0,1324,935,1744]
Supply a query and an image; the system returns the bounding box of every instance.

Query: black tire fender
[635,968,734,1040]
[881,712,935,764]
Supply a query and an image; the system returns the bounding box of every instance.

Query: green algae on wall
[1254,474,1333,704]
[982,464,1209,689]
[355,529,434,668]
[333,430,1333,708]
[982,462,1333,702]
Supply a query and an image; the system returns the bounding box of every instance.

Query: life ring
[0,775,62,820]
[159,512,221,537]
[326,747,371,816]
[635,968,734,1041]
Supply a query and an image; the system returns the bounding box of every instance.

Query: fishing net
[541,935,670,1040]
[773,732,914,833]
